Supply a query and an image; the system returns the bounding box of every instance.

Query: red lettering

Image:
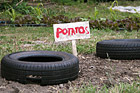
[56,28,63,38]
[79,26,85,34]
[75,27,79,33]
[68,28,75,35]
[62,28,68,35]
[56,26,89,38]
[85,26,89,34]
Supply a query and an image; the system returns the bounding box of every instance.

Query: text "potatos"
[56,26,89,38]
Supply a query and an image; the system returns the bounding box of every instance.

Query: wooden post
[72,40,77,57]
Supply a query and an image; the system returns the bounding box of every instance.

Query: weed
[6,8,16,22]
[94,7,99,20]
[109,0,118,21]
[31,3,44,24]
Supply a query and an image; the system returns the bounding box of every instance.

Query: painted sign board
[53,21,90,42]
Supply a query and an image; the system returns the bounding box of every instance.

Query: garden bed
[0,54,140,92]
[1,1,140,31]
[1,16,140,31]
[0,24,47,27]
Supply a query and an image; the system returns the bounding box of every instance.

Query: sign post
[72,39,77,56]
[53,21,90,57]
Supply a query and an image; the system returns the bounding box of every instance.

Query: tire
[96,39,140,60]
[1,51,79,85]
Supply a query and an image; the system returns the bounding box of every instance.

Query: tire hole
[18,56,63,62]
[26,75,42,84]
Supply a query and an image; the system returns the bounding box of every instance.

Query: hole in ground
[18,56,63,62]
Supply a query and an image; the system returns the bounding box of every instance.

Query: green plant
[111,0,118,7]
[0,2,11,10]
[14,15,37,25]
[51,0,75,5]
[89,17,140,31]
[133,9,140,18]
[14,2,32,14]
[80,17,88,21]
[109,0,118,21]
[6,8,16,22]
[94,7,98,20]
[79,83,97,93]
[31,3,44,24]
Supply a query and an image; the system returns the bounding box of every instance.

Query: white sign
[53,21,90,42]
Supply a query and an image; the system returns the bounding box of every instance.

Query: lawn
[0,26,139,92]
[0,0,140,92]
[0,27,139,60]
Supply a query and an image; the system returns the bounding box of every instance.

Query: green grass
[1,1,140,21]
[0,27,139,92]
[0,27,138,60]
[74,82,140,93]
[45,1,140,20]
[0,1,140,92]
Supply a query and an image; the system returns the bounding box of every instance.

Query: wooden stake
[72,40,77,57]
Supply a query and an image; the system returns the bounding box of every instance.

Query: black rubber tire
[1,51,79,85]
[96,39,140,60]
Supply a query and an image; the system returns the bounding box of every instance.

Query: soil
[0,54,140,93]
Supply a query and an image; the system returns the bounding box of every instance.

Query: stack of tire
[96,39,140,60]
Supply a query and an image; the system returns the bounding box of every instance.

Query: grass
[0,26,139,92]
[44,1,140,20]
[0,1,140,92]
[1,1,140,21]
[75,82,140,93]
[0,26,138,60]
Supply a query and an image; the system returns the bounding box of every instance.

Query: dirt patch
[0,54,140,93]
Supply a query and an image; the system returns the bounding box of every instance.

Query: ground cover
[1,1,140,31]
[0,0,140,92]
[0,27,139,60]
[0,27,139,92]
